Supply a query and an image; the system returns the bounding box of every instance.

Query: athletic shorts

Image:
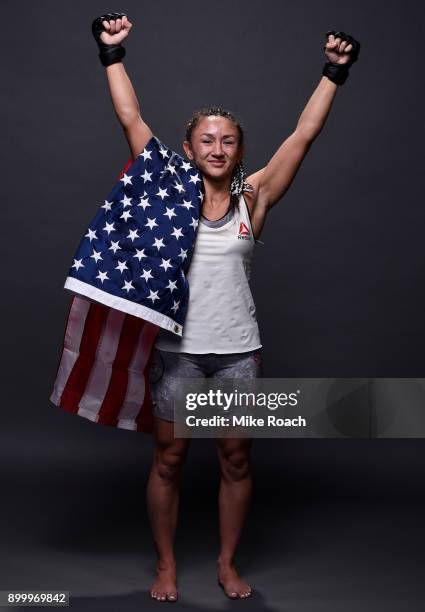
[148,347,263,422]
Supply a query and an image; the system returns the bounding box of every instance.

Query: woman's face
[183,115,243,181]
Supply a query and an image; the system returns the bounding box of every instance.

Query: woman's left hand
[324,31,359,65]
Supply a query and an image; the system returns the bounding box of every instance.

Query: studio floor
[2,421,425,611]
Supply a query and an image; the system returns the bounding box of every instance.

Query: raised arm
[105,62,153,160]
[250,30,361,221]
[257,74,338,208]
[92,13,153,160]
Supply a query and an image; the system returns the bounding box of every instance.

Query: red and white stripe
[49,294,159,432]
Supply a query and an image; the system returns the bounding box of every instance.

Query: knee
[155,447,186,482]
[219,449,250,482]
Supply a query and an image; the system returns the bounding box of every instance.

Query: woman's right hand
[92,13,133,47]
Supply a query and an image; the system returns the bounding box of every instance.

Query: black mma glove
[322,30,361,86]
[91,12,127,67]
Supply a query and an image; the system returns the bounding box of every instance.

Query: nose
[212,142,224,157]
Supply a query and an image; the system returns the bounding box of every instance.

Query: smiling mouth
[209,161,225,166]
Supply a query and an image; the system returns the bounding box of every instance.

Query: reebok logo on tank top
[238,221,251,240]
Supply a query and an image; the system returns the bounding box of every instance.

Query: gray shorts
[148,347,263,422]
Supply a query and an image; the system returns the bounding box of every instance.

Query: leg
[212,349,262,599]
[147,348,205,601]
[216,436,253,599]
[147,416,190,602]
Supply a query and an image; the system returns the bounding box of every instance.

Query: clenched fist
[322,29,361,86]
[92,12,133,46]
[91,12,133,67]
[324,30,360,66]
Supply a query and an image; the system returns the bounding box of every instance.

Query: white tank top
[155,192,262,354]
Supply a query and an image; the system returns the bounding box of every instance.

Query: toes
[236,586,252,598]
[151,586,177,602]
[218,576,252,599]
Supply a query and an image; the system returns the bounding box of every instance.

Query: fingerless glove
[322,30,361,85]
[91,12,127,67]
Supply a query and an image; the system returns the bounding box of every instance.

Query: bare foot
[150,560,178,602]
[217,559,252,599]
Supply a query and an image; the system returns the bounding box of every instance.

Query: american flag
[50,135,204,432]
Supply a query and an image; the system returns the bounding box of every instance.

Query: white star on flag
[96,270,109,283]
[137,196,151,210]
[103,222,115,235]
[166,279,178,293]
[101,200,113,212]
[163,207,177,220]
[90,249,103,262]
[159,258,173,271]
[153,237,166,250]
[156,187,169,200]
[174,181,185,194]
[141,169,153,182]
[120,173,133,186]
[109,241,121,253]
[140,268,154,281]
[180,199,194,210]
[189,173,201,185]
[120,194,133,208]
[140,147,153,161]
[166,164,177,175]
[115,260,129,273]
[145,217,158,230]
[171,227,184,240]
[159,147,170,159]
[147,289,160,303]
[72,258,84,270]
[133,248,147,261]
[127,229,140,241]
[85,228,98,242]
[122,280,135,293]
[120,210,132,221]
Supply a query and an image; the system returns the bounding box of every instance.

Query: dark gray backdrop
[2,1,425,610]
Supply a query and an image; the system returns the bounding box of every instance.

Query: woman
[90,12,360,602]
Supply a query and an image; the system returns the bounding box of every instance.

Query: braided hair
[185,106,254,201]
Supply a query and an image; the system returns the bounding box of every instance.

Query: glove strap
[98,43,126,67]
[322,61,349,86]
